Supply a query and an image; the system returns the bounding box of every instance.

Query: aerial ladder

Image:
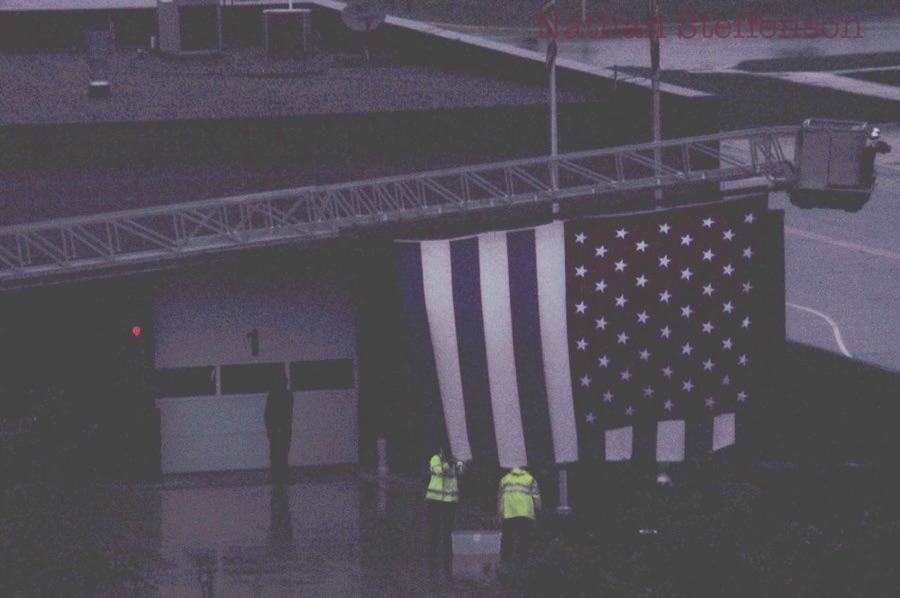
[0,121,887,288]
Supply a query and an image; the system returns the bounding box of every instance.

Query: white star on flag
[559,196,764,461]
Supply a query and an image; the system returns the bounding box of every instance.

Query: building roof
[0,1,712,127]
[0,48,607,126]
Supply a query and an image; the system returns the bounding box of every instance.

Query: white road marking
[785,227,900,262]
[787,302,853,358]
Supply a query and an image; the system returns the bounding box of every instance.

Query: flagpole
[550,58,559,191]
[544,0,559,191]
[649,0,662,205]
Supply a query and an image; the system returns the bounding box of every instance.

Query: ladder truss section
[0,127,796,285]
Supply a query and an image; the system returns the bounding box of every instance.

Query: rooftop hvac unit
[157,0,221,56]
[264,9,313,58]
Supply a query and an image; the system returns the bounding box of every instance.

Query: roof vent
[85,28,112,98]
[156,0,222,56]
[263,9,313,58]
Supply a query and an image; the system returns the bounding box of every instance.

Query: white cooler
[452,530,502,579]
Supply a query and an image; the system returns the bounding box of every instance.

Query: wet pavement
[78,468,497,597]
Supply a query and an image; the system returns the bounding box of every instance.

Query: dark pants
[268,428,291,484]
[427,499,456,573]
[501,517,534,566]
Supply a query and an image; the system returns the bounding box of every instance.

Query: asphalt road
[769,124,899,373]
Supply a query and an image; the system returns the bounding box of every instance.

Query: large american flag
[397,195,773,467]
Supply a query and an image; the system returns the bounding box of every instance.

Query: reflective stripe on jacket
[426,454,464,502]
[498,468,541,520]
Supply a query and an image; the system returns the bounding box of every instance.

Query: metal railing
[0,126,796,286]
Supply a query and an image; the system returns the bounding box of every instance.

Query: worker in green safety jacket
[426,446,465,574]
[496,466,541,566]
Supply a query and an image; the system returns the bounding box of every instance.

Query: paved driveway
[769,124,900,372]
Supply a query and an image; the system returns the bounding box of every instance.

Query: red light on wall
[131,325,142,337]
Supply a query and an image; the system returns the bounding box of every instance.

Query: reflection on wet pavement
[95,469,488,597]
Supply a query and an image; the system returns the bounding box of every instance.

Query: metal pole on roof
[544,0,559,191]
[649,0,662,204]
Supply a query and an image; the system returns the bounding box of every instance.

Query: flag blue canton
[397,195,769,467]
[566,200,764,461]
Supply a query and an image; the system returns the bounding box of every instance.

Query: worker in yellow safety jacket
[426,446,465,573]
[497,466,541,566]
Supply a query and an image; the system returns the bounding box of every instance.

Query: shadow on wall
[746,341,900,465]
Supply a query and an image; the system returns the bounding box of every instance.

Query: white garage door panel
[157,390,358,473]
[161,431,270,473]
[159,396,267,436]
